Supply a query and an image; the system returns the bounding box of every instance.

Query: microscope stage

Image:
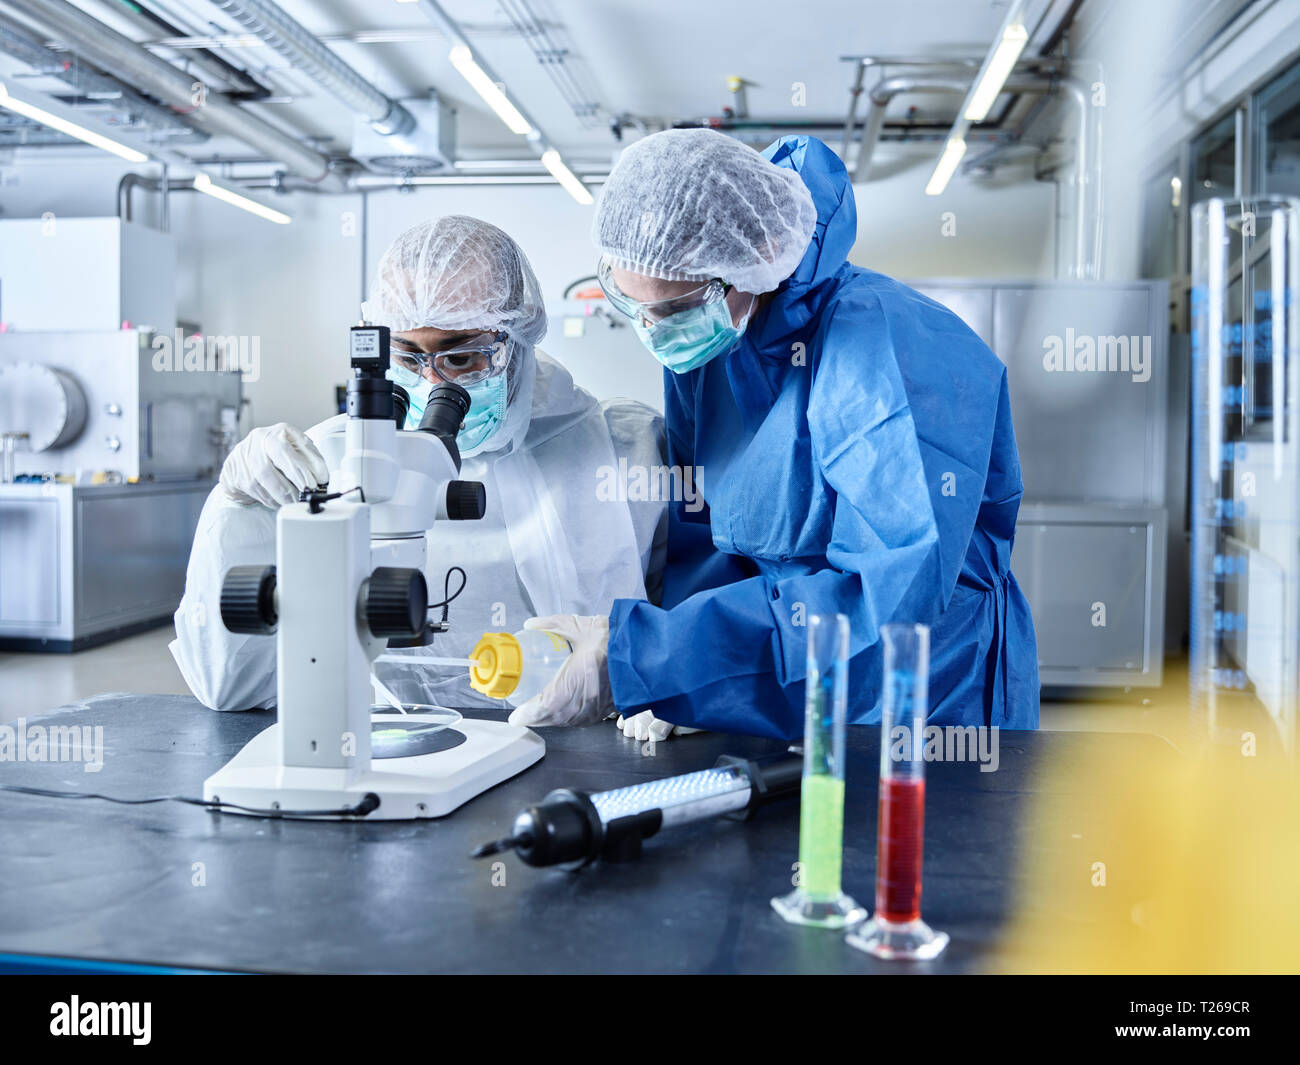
[203,713,545,820]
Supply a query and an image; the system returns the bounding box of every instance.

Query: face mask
[632,296,753,374]
[458,373,509,455]
[388,364,432,429]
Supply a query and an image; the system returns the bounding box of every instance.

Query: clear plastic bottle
[468,629,573,707]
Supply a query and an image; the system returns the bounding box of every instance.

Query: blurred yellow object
[998,743,1300,973]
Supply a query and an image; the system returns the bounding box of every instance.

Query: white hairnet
[593,128,817,294]
[363,215,547,344]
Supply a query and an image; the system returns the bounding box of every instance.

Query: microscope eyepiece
[391,384,410,429]
[418,383,472,471]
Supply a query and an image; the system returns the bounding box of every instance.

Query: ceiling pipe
[117,171,197,223]
[223,171,610,192]
[349,172,609,189]
[840,59,983,159]
[1055,77,1095,281]
[0,11,207,143]
[0,124,80,146]
[207,0,415,136]
[853,73,1056,182]
[85,0,269,98]
[1,0,340,185]
[840,55,1064,163]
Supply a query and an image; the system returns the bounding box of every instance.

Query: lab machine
[0,328,241,649]
[912,279,1173,690]
[204,327,544,820]
[0,217,240,650]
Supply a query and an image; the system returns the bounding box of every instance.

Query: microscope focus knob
[445,480,487,521]
[366,567,429,638]
[220,565,278,634]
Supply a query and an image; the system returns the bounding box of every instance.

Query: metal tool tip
[470,837,516,859]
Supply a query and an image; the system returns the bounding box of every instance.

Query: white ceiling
[0,0,1059,168]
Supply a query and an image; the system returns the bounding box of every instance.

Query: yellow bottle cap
[469,632,523,699]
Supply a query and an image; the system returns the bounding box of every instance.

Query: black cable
[427,565,467,625]
[0,782,381,820]
[298,484,366,513]
[305,485,365,504]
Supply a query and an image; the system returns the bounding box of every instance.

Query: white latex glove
[615,710,703,742]
[219,423,330,508]
[508,614,612,727]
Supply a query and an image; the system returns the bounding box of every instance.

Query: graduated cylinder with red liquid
[876,776,926,923]
[845,623,949,960]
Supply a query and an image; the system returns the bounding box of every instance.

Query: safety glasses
[389,330,510,387]
[597,257,730,327]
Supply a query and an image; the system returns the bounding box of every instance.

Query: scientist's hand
[219,423,329,508]
[615,710,703,742]
[508,614,612,727]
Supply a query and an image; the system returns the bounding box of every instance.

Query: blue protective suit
[605,135,1039,740]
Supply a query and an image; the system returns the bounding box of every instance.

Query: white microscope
[203,326,544,820]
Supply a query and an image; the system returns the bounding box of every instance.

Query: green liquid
[798,774,845,898]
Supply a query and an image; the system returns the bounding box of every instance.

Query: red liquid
[875,777,926,923]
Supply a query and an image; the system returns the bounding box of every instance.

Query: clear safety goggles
[597,256,731,327]
[389,330,510,387]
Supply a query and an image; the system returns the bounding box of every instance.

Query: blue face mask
[458,373,509,454]
[388,364,432,428]
[389,365,508,450]
[632,297,752,374]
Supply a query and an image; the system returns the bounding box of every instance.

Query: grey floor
[0,626,192,724]
[1,626,1167,736]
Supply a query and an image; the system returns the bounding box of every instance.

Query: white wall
[849,151,1056,280]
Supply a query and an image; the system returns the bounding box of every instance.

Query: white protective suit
[170,214,667,711]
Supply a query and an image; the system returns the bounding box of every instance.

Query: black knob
[446,480,486,520]
[365,567,428,638]
[220,565,277,634]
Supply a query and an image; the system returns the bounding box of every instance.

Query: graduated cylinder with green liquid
[771,613,866,929]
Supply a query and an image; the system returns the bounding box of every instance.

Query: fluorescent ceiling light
[963,20,1029,121]
[193,174,291,224]
[541,149,594,205]
[0,81,148,163]
[448,44,532,135]
[925,137,967,196]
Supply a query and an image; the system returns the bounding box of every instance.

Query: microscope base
[203,714,545,820]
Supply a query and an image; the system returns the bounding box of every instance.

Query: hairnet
[363,215,547,344]
[592,128,817,294]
